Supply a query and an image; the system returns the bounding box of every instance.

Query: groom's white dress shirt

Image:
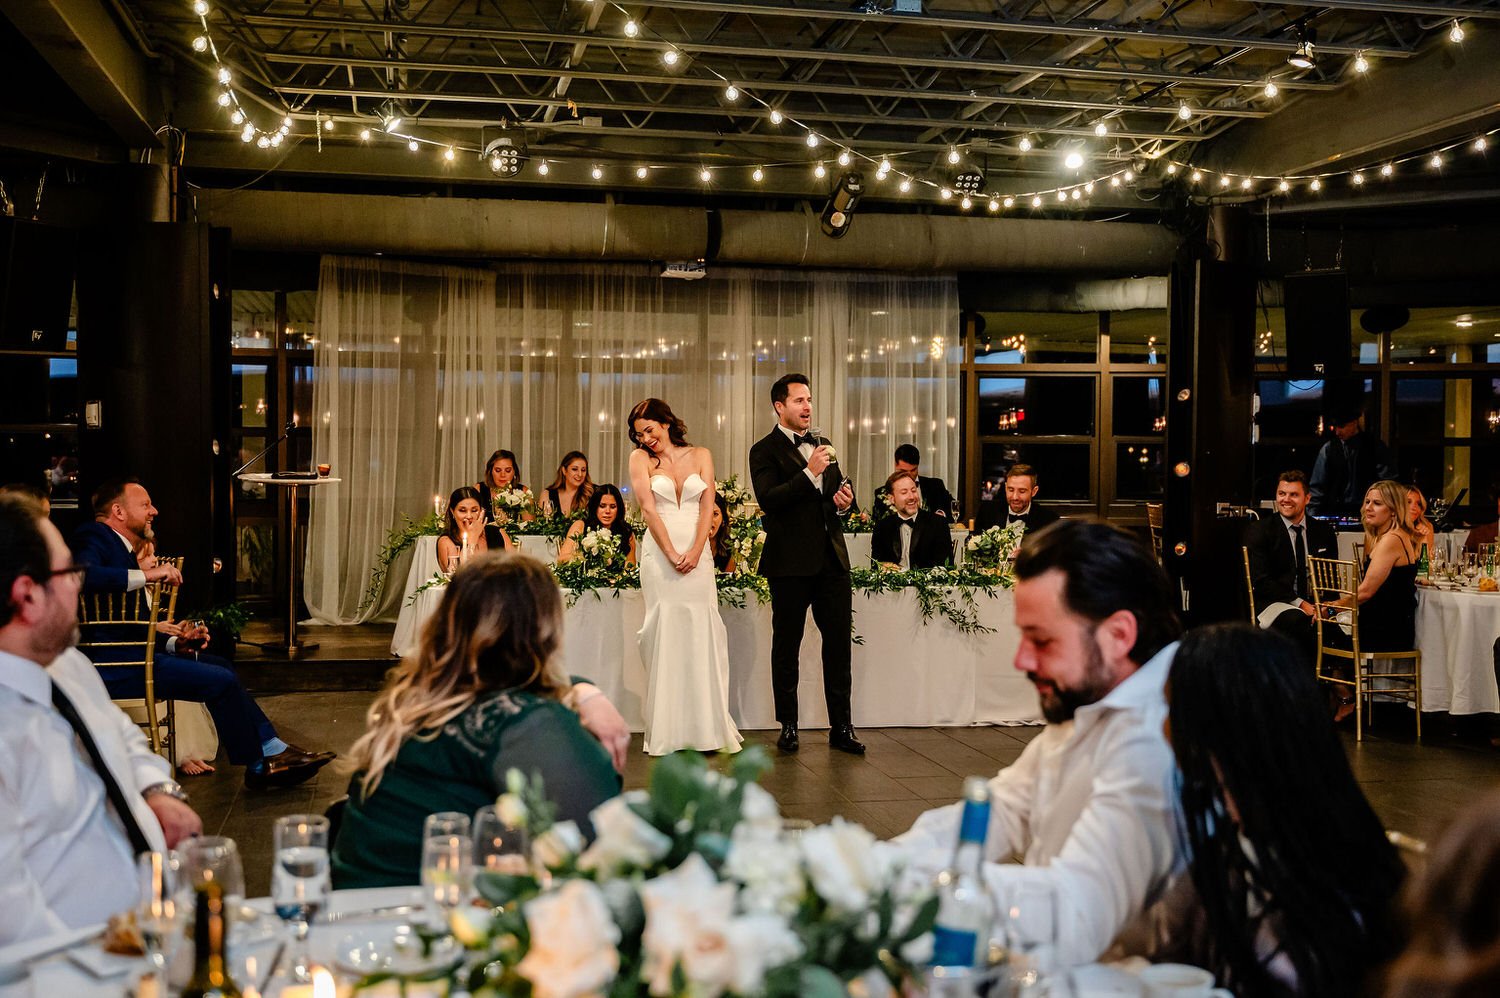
[894,642,1180,968]
[0,648,170,945]
[777,423,823,490]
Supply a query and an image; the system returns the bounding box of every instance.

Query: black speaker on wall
[1284,270,1350,378]
[0,218,75,351]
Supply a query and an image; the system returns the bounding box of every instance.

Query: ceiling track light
[1287,26,1317,69]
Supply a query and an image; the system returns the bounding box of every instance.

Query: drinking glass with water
[272,814,331,985]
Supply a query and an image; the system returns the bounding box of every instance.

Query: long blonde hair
[1364,480,1415,549]
[349,553,568,797]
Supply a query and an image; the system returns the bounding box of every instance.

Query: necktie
[1291,524,1309,601]
[51,681,154,856]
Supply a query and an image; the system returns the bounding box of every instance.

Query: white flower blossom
[724,824,805,916]
[799,818,893,913]
[515,879,621,998]
[495,792,528,829]
[532,820,585,869]
[579,792,672,874]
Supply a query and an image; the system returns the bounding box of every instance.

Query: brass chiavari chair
[1242,546,1258,624]
[1146,502,1164,567]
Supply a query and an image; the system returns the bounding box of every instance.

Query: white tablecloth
[396,579,1036,729]
[1336,529,1469,563]
[1414,586,1500,715]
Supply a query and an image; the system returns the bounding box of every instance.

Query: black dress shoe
[776,724,799,753]
[829,725,866,755]
[245,747,335,790]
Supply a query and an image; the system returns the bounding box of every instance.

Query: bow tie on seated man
[0,493,208,945]
[978,463,1061,533]
[871,443,956,525]
[70,477,336,790]
[872,471,953,571]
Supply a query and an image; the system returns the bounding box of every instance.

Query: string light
[1071,188,1081,200]
[1057,189,1067,202]
[805,132,820,148]
[1476,136,1490,152]
[407,139,419,152]
[537,162,549,175]
[723,84,739,101]
[591,165,603,180]
[1110,176,1122,188]
[960,195,972,210]
[878,158,891,174]
[192,35,208,52]
[1018,136,1033,153]
[1093,121,1108,137]
[1178,102,1193,121]
[1354,51,1370,73]
[1352,171,1365,185]
[699,167,712,182]
[662,49,679,67]
[191,0,208,13]
[1064,151,1084,170]
[230,109,243,125]
[1429,153,1443,169]
[1277,178,1290,192]
[988,198,1000,212]
[1219,175,1232,188]
[444,146,456,162]
[940,188,953,200]
[947,147,961,165]
[216,91,231,107]
[216,67,231,84]
[1032,195,1043,207]
[837,149,851,167]
[814,162,826,179]
[1190,169,1202,183]
[769,108,783,125]
[1165,163,1177,175]
[1381,162,1394,177]
[636,166,649,179]
[623,19,639,37]
[898,177,912,193]
[1309,177,1322,191]
[1003,196,1014,209]
[1263,81,1278,98]
[359,128,371,141]
[752,167,764,182]
[322,117,334,131]
[1449,19,1465,43]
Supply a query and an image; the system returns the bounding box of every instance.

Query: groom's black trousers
[767,547,853,730]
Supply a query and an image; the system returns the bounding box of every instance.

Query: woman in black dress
[475,449,534,523]
[437,486,513,572]
[542,451,595,520]
[1354,479,1420,653]
[708,492,736,573]
[557,483,637,566]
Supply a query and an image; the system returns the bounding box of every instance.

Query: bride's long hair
[348,554,569,798]
[627,398,689,460]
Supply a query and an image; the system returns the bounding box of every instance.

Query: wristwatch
[143,780,190,803]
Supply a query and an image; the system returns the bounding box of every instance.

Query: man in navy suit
[749,374,864,756]
[72,478,334,789]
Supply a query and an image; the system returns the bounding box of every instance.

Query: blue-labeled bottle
[929,775,995,971]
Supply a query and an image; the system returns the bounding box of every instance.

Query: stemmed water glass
[421,834,472,928]
[180,836,246,905]
[1464,552,1481,588]
[136,852,178,992]
[424,811,470,839]
[272,814,331,984]
[1003,881,1058,998]
[472,804,529,876]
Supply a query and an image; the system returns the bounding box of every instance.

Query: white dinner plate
[333,924,463,978]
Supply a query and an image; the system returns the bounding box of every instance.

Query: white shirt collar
[1074,641,1178,729]
[1279,512,1306,530]
[104,522,135,553]
[899,511,918,523]
[0,648,52,708]
[1009,503,1033,518]
[777,424,806,445]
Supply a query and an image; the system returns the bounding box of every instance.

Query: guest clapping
[438,486,513,571]
[871,470,952,570]
[558,484,637,566]
[1150,624,1404,996]
[708,493,735,573]
[542,451,595,519]
[332,555,624,888]
[476,448,534,522]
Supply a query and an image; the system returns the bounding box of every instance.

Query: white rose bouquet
[965,521,1028,573]
[359,748,939,998]
[492,485,535,523]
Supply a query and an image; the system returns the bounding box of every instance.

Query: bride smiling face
[633,418,668,454]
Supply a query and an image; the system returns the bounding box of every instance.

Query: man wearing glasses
[0,493,205,944]
[71,478,334,789]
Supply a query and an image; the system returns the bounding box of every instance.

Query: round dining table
[1415,583,1500,715]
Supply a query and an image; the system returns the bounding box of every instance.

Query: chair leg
[1413,653,1422,743]
[1354,657,1364,742]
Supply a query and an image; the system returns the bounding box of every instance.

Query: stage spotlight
[483,130,528,177]
[952,169,985,196]
[819,172,865,239]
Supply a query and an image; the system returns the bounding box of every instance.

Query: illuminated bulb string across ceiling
[187,2,1485,214]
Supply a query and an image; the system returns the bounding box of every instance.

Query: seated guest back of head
[1381,787,1500,998]
[1406,485,1435,558]
[543,451,595,519]
[708,492,735,573]
[872,443,955,522]
[71,478,334,789]
[895,518,1183,968]
[476,448,533,522]
[1155,623,1404,996]
[438,486,513,569]
[332,553,621,888]
[977,463,1061,532]
[871,470,952,570]
[0,494,205,944]
[558,483,637,566]
[0,482,51,516]
[1243,470,1338,659]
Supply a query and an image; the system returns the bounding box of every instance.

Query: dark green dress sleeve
[491,701,622,840]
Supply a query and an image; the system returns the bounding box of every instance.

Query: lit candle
[278,967,338,998]
[462,528,471,562]
[434,494,443,518]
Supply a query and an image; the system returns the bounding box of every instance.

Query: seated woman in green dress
[332,553,622,888]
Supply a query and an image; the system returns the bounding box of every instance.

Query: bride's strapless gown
[638,473,743,756]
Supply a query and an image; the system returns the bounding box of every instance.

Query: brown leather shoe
[244,747,335,790]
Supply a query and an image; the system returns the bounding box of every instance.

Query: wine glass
[949,499,962,523]
[424,811,470,839]
[1464,552,1480,588]
[1003,881,1058,997]
[443,554,460,577]
[271,814,331,984]
[421,834,471,928]
[472,804,529,876]
[179,836,245,906]
[136,852,178,991]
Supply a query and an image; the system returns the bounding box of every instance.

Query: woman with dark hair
[558,483,637,566]
[627,398,741,755]
[708,492,736,574]
[1155,623,1405,996]
[542,451,595,520]
[436,486,513,571]
[475,449,534,523]
[1381,788,1500,998]
[332,555,622,887]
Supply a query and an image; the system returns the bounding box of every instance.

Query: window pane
[0,356,79,424]
[1116,443,1165,499]
[979,376,1094,436]
[1395,378,1467,439]
[1393,443,1471,506]
[232,289,275,349]
[0,430,79,505]
[232,364,269,430]
[284,290,318,350]
[1108,310,1168,365]
[980,442,1092,501]
[236,524,276,598]
[1112,376,1167,436]
[974,312,1098,365]
[1256,379,1377,438]
[1389,307,1500,365]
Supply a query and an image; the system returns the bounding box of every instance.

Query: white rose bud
[496,792,529,829]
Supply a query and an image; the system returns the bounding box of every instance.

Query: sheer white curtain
[306,256,959,623]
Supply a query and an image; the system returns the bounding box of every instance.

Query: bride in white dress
[627,398,743,756]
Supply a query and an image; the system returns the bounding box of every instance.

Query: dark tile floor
[188,690,1500,896]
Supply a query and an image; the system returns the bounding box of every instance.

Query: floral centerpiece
[491,485,536,525]
[718,474,767,579]
[841,508,876,534]
[357,748,938,998]
[552,527,638,601]
[964,522,1027,574]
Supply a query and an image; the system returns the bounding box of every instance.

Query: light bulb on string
[988,198,999,212]
[270,133,282,147]
[1071,188,1082,200]
[1084,182,1094,194]
[1064,151,1084,170]
[1240,177,1252,190]
[769,108,783,125]
[192,35,209,52]
[837,149,851,167]
[947,147,961,165]
[662,49,680,67]
[192,0,209,15]
[282,115,293,131]
[940,188,953,200]
[1123,169,1134,182]
[1263,81,1278,98]
[699,167,711,182]
[1219,175,1232,188]
[216,67,231,84]
[591,165,603,180]
[1165,163,1178,175]
[322,118,334,131]
[240,127,253,143]
[623,19,639,37]
[256,135,270,148]
[1352,171,1365,185]
[752,167,764,182]
[1380,162,1394,177]
[537,162,549,176]
[1093,121,1108,137]
[1177,102,1193,120]
[898,177,911,193]
[216,91,232,107]
[1018,136,1032,152]
[1354,51,1369,73]
[724,84,739,101]
[1475,136,1489,152]
[636,166,649,179]
[1449,19,1465,43]
[230,109,243,125]
[1429,154,1443,169]
[1031,195,1043,207]
[878,158,891,173]
[1310,177,1322,191]
[1277,179,1290,192]
[1110,176,1121,187]
[359,128,371,141]
[1003,196,1014,208]
[814,162,827,178]
[805,132,820,148]
[1190,169,1202,183]
[444,147,455,162]
[960,196,972,210]
[407,139,419,152]
[1057,190,1068,202]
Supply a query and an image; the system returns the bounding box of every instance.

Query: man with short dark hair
[749,373,864,755]
[872,443,955,523]
[895,519,1181,968]
[72,478,335,789]
[1244,470,1338,659]
[0,494,204,944]
[977,463,1061,532]
[871,471,952,570]
[1310,404,1394,515]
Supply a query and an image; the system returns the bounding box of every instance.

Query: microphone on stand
[232,417,298,478]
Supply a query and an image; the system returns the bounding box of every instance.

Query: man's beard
[1031,629,1115,724]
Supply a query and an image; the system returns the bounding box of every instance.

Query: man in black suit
[1244,469,1338,660]
[977,464,1061,533]
[872,471,953,570]
[749,373,864,755]
[72,478,335,789]
[872,444,956,524]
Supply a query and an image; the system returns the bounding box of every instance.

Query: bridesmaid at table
[709,492,736,573]
[475,449,535,523]
[542,451,595,520]
[557,484,637,566]
[437,486,513,572]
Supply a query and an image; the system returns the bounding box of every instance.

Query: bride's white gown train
[637,472,743,756]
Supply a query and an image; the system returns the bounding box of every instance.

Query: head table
[388,531,1032,731]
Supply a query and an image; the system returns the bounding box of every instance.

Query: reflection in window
[1109,310,1168,365]
[974,312,1098,364]
[1116,443,1165,499]
[1389,307,1500,365]
[980,443,1092,501]
[978,376,1094,436]
[1112,377,1166,436]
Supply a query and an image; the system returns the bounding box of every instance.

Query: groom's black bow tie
[797,433,820,448]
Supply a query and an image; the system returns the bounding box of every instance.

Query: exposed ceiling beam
[1199,25,1500,175]
[0,0,162,148]
[1270,0,1500,18]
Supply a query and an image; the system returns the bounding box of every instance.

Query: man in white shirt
[895,519,1182,968]
[0,494,203,945]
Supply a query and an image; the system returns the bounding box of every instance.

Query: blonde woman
[1405,485,1435,559]
[331,555,623,888]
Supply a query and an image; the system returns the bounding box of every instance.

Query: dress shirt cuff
[803,468,820,488]
[166,636,178,654]
[132,751,173,793]
[126,569,147,592]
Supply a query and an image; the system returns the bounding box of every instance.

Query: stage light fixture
[819,172,864,239]
[1288,27,1317,69]
[952,169,984,195]
[482,129,528,177]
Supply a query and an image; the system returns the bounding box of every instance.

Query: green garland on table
[849,565,1011,639]
[359,510,445,613]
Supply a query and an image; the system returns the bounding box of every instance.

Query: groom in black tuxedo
[749,373,864,755]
